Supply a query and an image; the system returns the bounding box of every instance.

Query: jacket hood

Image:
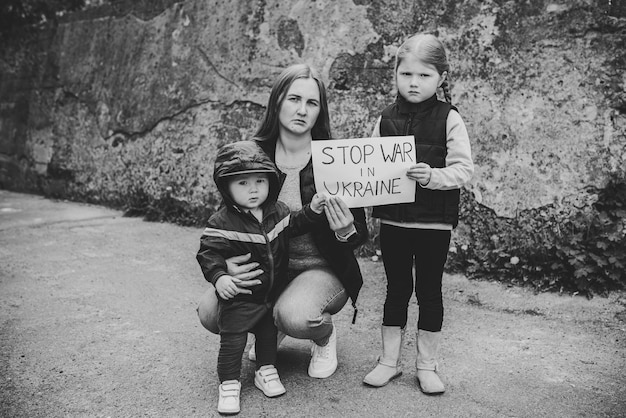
[213,140,281,208]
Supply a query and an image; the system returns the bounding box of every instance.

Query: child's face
[396,54,446,104]
[227,173,270,211]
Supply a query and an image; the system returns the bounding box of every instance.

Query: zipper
[247,211,274,304]
[401,112,415,222]
[260,225,274,304]
[403,113,414,135]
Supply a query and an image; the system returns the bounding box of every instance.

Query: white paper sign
[311,136,417,208]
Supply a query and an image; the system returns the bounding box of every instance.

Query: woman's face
[278,77,321,137]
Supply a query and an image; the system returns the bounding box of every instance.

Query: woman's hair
[395,33,452,104]
[255,63,332,142]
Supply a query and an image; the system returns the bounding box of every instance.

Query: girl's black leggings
[379,223,451,332]
[217,311,277,382]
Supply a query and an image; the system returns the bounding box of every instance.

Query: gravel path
[1,190,625,417]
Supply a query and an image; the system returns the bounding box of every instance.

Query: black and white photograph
[1,1,625,416]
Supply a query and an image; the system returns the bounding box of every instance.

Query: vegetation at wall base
[448,177,626,297]
[120,186,217,228]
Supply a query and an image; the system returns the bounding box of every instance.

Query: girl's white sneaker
[217,380,241,415]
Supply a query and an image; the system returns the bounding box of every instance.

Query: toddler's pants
[217,311,277,382]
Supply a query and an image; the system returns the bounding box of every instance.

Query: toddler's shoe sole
[254,378,286,397]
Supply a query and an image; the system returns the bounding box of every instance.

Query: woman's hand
[224,253,263,294]
[324,196,355,236]
[406,162,432,186]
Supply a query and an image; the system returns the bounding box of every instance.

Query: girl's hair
[395,33,452,104]
[255,63,332,142]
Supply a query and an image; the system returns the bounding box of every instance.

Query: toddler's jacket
[196,141,321,332]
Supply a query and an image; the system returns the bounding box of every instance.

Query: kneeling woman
[197,63,368,380]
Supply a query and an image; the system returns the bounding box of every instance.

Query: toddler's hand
[406,162,432,186]
[310,193,327,214]
[215,275,241,300]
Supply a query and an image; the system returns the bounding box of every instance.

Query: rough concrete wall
[0,0,624,224]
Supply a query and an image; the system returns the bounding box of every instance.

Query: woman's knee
[273,297,304,335]
[274,303,332,340]
[273,269,347,337]
[197,288,219,334]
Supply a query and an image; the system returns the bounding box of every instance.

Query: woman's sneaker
[308,324,338,378]
[217,380,240,415]
[254,365,286,397]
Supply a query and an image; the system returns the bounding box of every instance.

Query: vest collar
[396,94,439,114]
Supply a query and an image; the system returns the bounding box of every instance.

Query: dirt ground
[1,189,625,417]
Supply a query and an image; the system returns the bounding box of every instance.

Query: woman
[197,63,368,379]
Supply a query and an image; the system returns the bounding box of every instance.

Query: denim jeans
[197,268,348,346]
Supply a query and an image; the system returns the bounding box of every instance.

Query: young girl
[363,33,474,394]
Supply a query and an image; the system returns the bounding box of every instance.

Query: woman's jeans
[197,268,347,346]
[379,224,451,332]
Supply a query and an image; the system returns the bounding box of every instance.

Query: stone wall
[0,0,624,227]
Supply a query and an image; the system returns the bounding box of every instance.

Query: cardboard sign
[311,136,417,208]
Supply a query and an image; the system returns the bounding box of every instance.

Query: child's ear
[438,71,448,87]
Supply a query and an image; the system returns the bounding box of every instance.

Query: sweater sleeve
[371,116,382,138]
[424,110,474,190]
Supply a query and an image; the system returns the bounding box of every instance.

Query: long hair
[254,64,332,143]
[395,33,452,103]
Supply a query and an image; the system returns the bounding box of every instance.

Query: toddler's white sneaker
[217,379,240,415]
[254,365,286,397]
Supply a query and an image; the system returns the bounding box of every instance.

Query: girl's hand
[310,193,327,214]
[215,275,244,299]
[324,196,355,235]
[406,162,432,186]
[225,253,263,290]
